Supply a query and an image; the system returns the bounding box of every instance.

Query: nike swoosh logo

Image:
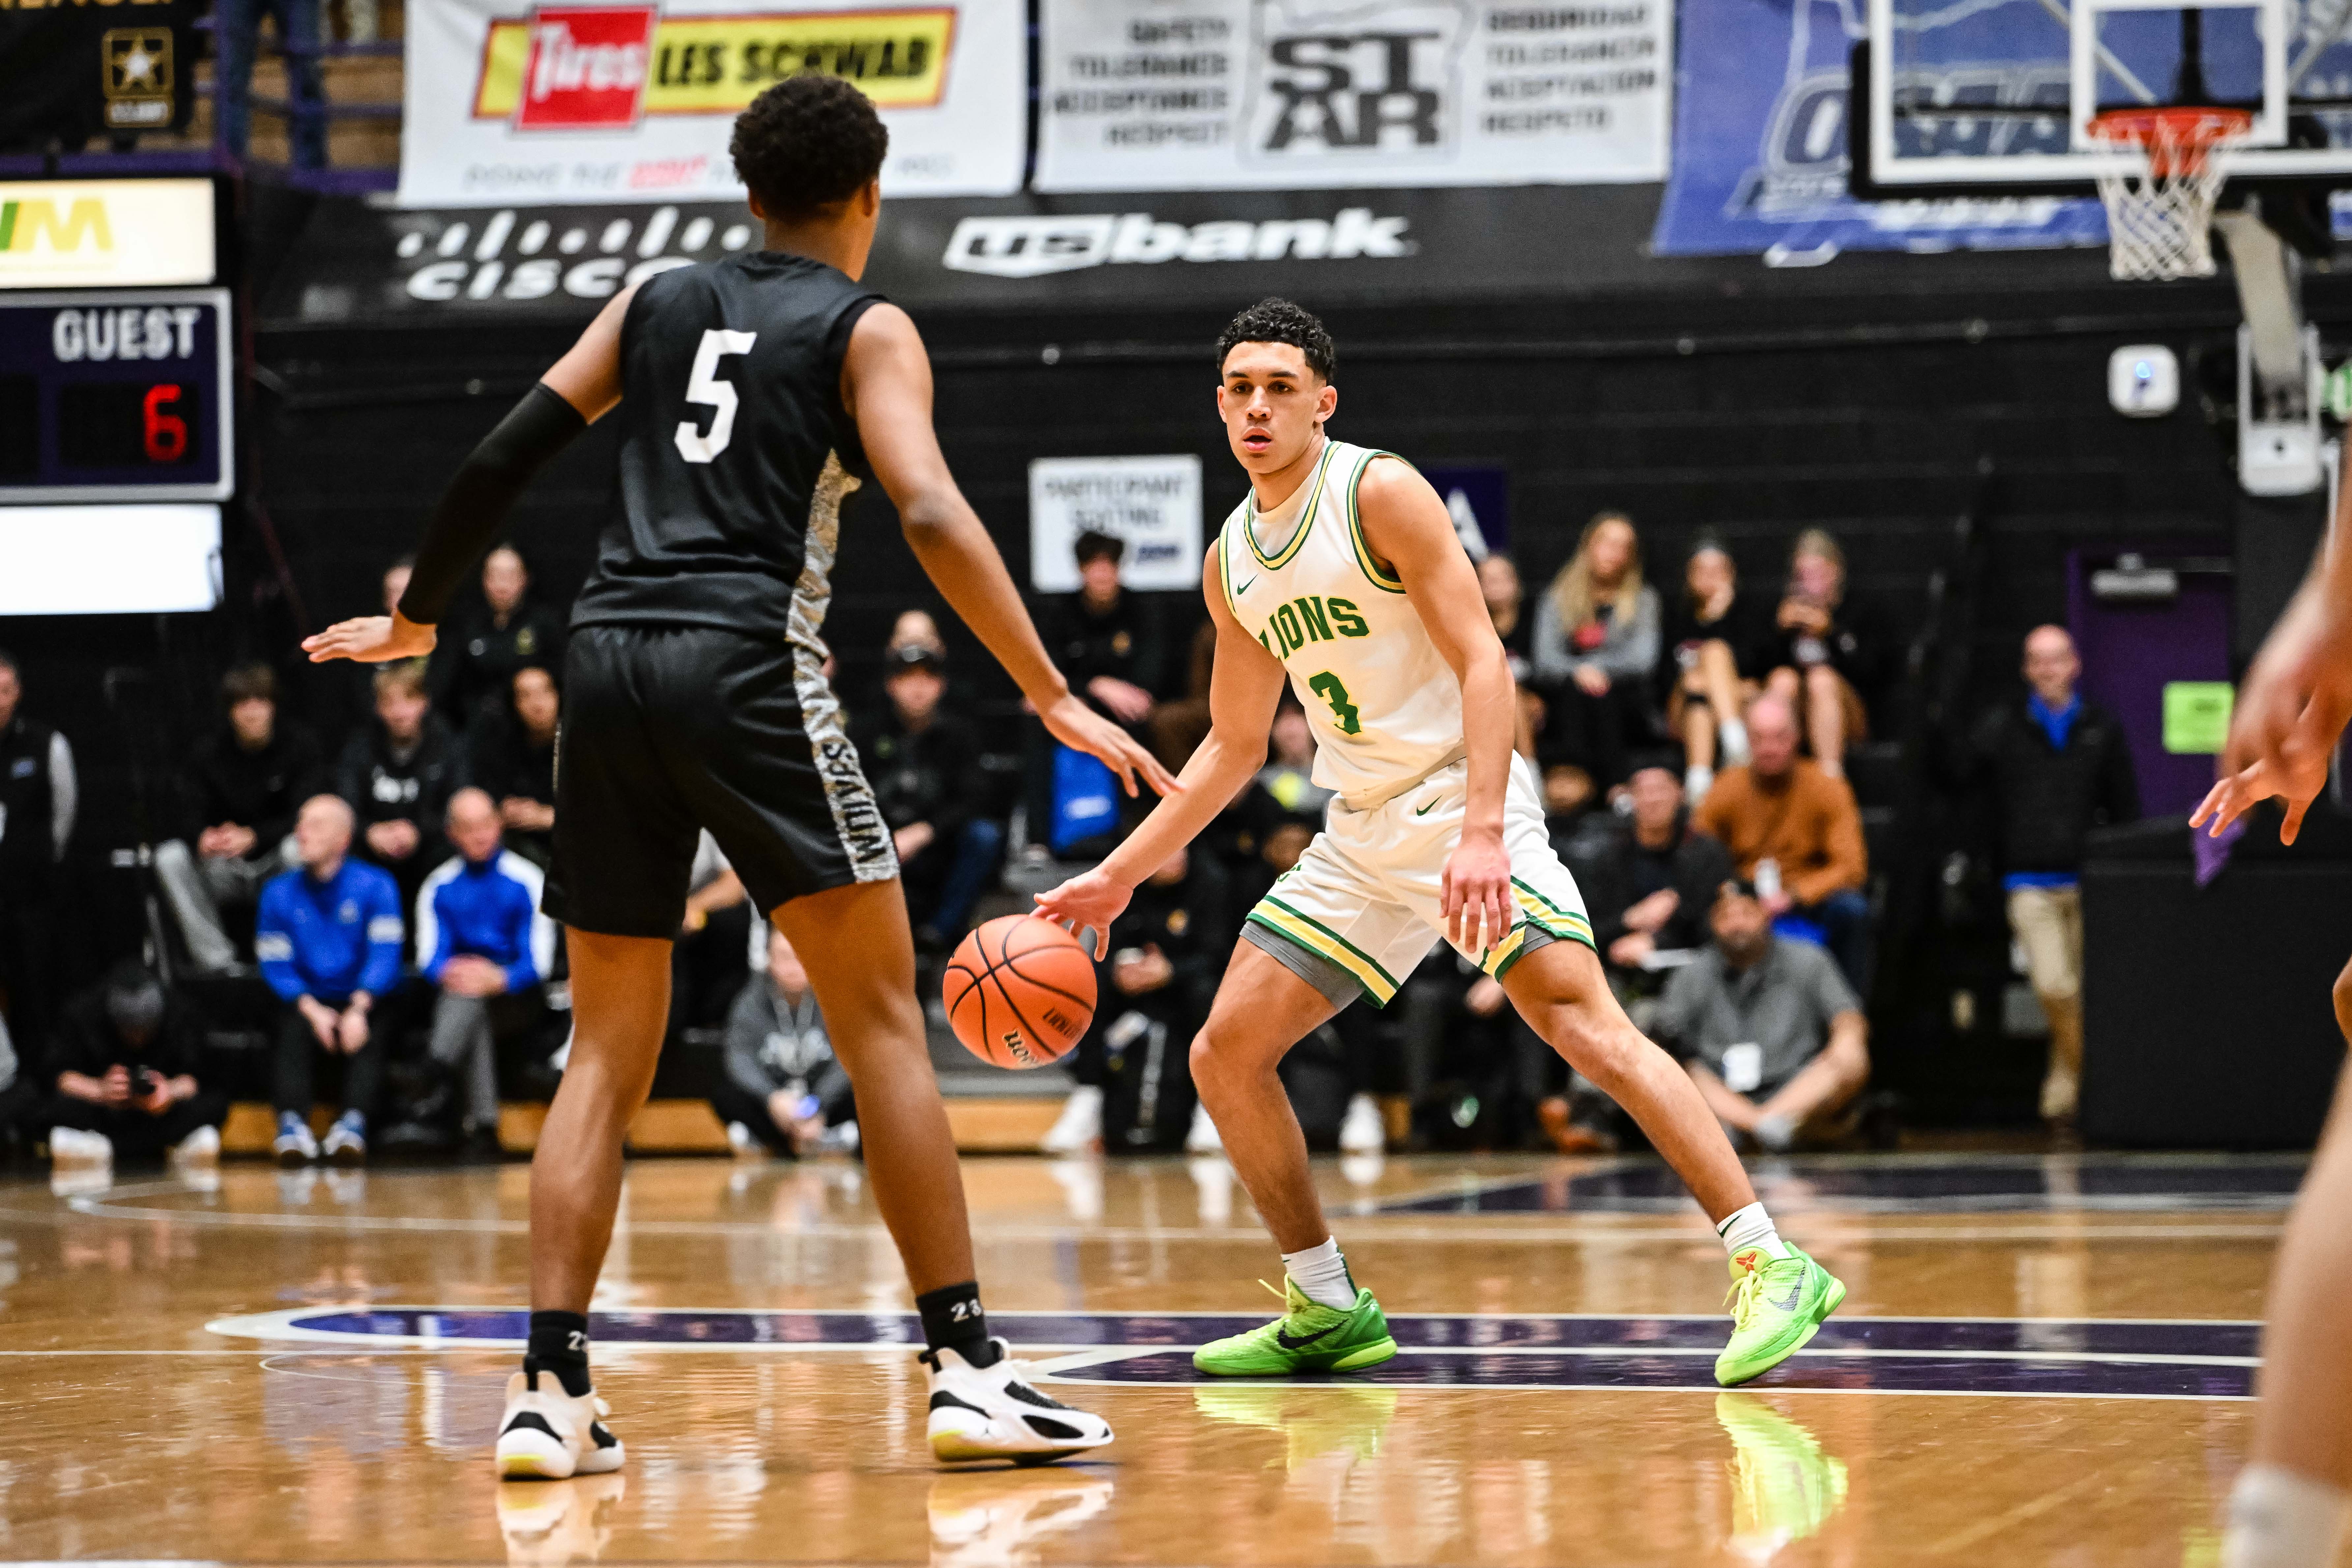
[1274,1323,1341,1351]
[1768,1286,1805,1313]
[1234,575,1257,595]
[1414,798,1442,816]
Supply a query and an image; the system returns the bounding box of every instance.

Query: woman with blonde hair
[1765,528,1890,780]
[1532,511,1659,790]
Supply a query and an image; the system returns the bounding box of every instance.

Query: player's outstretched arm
[844,303,1177,800]
[1034,548,1287,954]
[302,285,635,665]
[2193,499,2352,843]
[1356,457,1516,952]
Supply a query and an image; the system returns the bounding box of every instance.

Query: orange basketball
[943,915,1097,1069]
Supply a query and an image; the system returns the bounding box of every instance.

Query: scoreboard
[0,287,231,503]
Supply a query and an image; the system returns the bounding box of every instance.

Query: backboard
[1855,0,2352,197]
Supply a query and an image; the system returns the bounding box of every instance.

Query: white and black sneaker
[495,1367,625,1480]
[923,1339,1112,1465]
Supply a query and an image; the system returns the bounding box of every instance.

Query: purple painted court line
[1056,1350,2258,1400]
[1381,1158,2309,1215]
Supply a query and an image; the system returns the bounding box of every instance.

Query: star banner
[0,0,201,152]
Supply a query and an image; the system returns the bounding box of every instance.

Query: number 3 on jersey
[675,328,757,463]
[1308,671,1361,735]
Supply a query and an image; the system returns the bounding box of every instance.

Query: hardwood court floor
[0,1151,2320,1566]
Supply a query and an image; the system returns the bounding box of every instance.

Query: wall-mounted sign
[1030,454,1204,592]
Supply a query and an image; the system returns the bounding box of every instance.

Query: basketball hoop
[2086,106,2256,281]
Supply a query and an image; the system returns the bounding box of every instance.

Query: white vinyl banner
[1029,455,1204,593]
[398,0,1025,207]
[1037,0,1672,192]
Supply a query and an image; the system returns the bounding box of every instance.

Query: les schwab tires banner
[397,0,1024,207]
[1036,0,1672,192]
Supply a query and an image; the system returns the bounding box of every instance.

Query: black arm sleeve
[397,383,588,625]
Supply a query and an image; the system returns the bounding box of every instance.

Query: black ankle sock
[525,1310,593,1397]
[915,1282,1000,1368]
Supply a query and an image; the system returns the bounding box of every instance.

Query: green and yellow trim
[1244,439,1339,572]
[1216,518,1240,617]
[1478,881,1598,980]
[1345,446,1408,594]
[1247,895,1401,1006]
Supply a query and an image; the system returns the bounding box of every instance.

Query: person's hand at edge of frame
[303,611,438,665]
[1035,693,1181,799]
[2191,586,2352,845]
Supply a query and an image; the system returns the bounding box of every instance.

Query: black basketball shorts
[542,624,898,938]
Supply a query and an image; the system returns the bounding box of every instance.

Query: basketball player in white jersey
[1036,298,1839,1384]
[2194,509,2352,1568]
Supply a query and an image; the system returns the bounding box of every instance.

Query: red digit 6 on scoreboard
[143,385,187,463]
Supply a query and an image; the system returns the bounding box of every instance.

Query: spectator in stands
[217,0,326,170]
[855,644,999,950]
[1659,538,1776,800]
[0,651,75,1054]
[429,546,567,736]
[470,664,559,868]
[1766,529,1892,780]
[1582,759,1735,973]
[886,609,947,662]
[1659,879,1871,1151]
[1150,619,1219,772]
[41,962,226,1171]
[1044,844,1233,1156]
[338,660,464,926]
[1479,554,1545,760]
[157,665,326,973]
[257,794,402,1167]
[1692,695,1872,990]
[718,925,855,1157]
[415,789,554,1158]
[1955,624,2140,1126]
[1029,532,1164,854]
[1243,702,1332,889]
[1532,512,1659,791]
[383,558,412,616]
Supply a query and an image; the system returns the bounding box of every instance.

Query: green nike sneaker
[1714,1243,1846,1387]
[1192,1279,1398,1377]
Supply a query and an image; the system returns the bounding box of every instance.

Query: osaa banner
[398,0,1025,207]
[1036,0,1672,192]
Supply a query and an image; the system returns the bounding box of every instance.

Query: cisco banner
[397,0,1025,207]
[1649,0,2103,257]
[1036,0,1671,192]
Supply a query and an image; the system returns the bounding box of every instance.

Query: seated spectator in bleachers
[1581,759,1735,975]
[855,644,999,951]
[1765,529,1892,780]
[0,649,75,1056]
[1477,554,1544,760]
[338,659,464,927]
[415,789,554,1158]
[1149,618,1218,772]
[1236,701,1332,904]
[1029,532,1165,855]
[428,546,567,737]
[40,962,227,1171]
[257,795,403,1168]
[1044,844,1233,1155]
[157,665,327,973]
[1692,696,1871,990]
[1531,512,1659,790]
[1397,951,1547,1152]
[1953,624,2140,1127]
[716,925,854,1157]
[1659,879,1870,1152]
[1659,538,1776,800]
[470,664,560,868]
[887,608,947,661]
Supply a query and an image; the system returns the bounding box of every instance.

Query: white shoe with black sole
[924,1338,1112,1465]
[495,1367,625,1480]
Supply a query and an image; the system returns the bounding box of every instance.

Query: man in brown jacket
[1692,696,1872,991]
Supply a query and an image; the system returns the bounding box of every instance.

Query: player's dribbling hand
[1033,868,1133,959]
[302,611,438,665]
[2190,583,2352,845]
[1035,694,1181,800]
[1441,831,1514,956]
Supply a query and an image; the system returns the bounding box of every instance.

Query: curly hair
[1215,297,1335,381]
[729,75,890,221]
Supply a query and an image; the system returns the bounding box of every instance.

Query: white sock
[1716,1202,1792,1265]
[1282,1237,1359,1310]
[1719,715,1751,766]
[2224,1465,2352,1568]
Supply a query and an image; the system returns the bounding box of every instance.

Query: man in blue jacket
[257,794,403,1165]
[416,788,555,1156]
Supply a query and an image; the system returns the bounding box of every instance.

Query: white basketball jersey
[1216,438,1465,804]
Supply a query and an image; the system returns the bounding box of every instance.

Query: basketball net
[2087,107,2255,281]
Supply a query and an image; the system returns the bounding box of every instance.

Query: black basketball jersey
[570,251,882,641]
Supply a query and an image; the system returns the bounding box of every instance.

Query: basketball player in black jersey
[304,76,1175,1473]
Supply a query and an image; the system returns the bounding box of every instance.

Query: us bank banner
[1036,0,1672,192]
[397,0,1025,207]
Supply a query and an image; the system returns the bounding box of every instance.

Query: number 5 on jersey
[675,328,757,463]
